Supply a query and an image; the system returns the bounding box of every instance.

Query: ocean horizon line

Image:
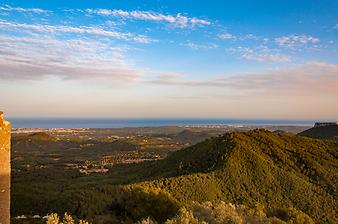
[6,117,325,129]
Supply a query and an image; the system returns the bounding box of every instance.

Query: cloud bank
[149,62,338,97]
[0,35,142,82]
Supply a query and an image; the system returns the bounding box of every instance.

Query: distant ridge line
[314,122,338,127]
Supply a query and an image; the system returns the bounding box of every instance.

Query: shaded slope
[298,125,338,140]
[173,129,212,144]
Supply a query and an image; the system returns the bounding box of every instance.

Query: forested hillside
[55,130,338,223]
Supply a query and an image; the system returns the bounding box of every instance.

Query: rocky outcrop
[0,112,10,224]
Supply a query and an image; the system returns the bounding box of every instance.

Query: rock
[0,112,11,224]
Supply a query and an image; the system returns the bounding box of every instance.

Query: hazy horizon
[6,116,337,121]
[8,117,319,129]
[0,0,337,119]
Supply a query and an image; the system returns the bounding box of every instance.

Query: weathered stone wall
[0,112,10,224]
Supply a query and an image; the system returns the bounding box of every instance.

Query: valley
[10,124,338,223]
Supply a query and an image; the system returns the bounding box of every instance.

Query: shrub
[45,213,89,224]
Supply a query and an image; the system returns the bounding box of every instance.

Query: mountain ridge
[298,124,338,140]
[131,129,338,223]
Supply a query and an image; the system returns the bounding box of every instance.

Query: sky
[0,0,337,119]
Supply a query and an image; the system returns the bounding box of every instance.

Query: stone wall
[0,112,10,224]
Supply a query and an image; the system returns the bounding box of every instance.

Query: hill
[69,129,337,223]
[173,129,212,144]
[298,125,338,140]
[12,132,57,142]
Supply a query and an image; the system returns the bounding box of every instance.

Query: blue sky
[0,0,337,119]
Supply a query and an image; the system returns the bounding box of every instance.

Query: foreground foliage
[45,201,315,224]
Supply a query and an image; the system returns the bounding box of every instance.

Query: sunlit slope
[137,130,337,223]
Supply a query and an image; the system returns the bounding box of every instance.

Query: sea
[7,118,316,128]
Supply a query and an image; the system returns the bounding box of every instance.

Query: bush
[45,213,89,224]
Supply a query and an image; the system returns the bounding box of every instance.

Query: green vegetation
[11,129,338,223]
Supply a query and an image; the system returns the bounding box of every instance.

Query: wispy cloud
[0,35,142,82]
[275,34,320,49]
[0,20,154,43]
[218,32,236,40]
[228,46,290,62]
[181,41,218,50]
[218,32,260,41]
[0,5,48,13]
[86,9,211,28]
